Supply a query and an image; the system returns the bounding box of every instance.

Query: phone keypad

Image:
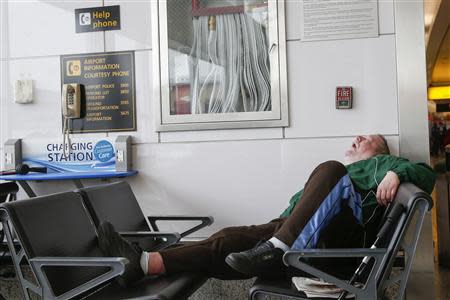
[68,93,74,105]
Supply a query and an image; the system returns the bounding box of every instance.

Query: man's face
[344,135,384,164]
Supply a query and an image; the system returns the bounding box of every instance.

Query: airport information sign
[60,51,136,133]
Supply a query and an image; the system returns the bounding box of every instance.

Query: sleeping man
[97,134,435,286]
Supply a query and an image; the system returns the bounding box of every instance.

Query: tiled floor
[406,267,450,300]
[192,266,450,299]
[0,265,449,299]
[434,265,450,300]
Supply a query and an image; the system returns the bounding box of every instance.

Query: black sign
[75,5,120,33]
[61,51,136,133]
[436,102,450,113]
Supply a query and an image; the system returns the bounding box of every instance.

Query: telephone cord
[62,117,72,158]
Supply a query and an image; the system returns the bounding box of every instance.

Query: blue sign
[93,140,114,162]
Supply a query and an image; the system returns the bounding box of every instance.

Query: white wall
[0,1,427,238]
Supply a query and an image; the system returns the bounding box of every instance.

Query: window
[152,0,288,131]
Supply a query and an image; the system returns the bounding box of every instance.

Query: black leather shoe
[225,241,285,278]
[98,221,145,287]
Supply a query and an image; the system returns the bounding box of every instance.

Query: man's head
[344,134,390,164]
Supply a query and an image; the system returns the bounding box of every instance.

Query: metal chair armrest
[284,248,387,260]
[119,231,181,250]
[147,215,214,238]
[283,249,388,299]
[29,256,127,300]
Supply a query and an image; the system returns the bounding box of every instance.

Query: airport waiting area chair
[0,182,19,300]
[0,182,212,300]
[0,182,20,263]
[77,181,213,251]
[0,181,432,300]
[0,182,18,202]
[0,182,19,243]
[249,183,432,300]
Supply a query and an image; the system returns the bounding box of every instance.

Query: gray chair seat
[87,273,206,300]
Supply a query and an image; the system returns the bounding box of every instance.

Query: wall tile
[379,0,395,35]
[285,35,398,138]
[0,1,8,59]
[1,57,62,142]
[159,128,283,143]
[285,0,302,41]
[7,0,104,58]
[0,59,7,177]
[128,140,285,236]
[104,0,152,51]
[0,60,8,146]
[0,147,3,171]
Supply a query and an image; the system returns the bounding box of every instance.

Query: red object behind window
[191,0,267,16]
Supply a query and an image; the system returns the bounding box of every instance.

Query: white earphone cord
[361,157,382,246]
[362,156,381,226]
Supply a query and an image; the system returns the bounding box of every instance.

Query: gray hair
[376,134,390,155]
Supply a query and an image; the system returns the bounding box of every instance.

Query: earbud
[15,164,30,175]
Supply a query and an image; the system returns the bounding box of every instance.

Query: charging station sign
[75,5,121,33]
[23,138,117,173]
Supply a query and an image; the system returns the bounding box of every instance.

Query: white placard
[300,0,379,41]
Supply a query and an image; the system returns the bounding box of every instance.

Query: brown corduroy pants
[159,160,363,279]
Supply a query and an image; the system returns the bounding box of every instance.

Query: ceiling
[425,0,450,86]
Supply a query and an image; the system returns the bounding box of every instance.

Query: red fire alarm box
[336,87,353,109]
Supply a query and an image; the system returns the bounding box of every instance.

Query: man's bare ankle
[148,252,166,275]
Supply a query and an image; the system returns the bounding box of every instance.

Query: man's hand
[376,171,400,206]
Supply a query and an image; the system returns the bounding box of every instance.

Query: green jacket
[280,155,436,221]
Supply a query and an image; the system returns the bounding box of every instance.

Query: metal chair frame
[250,183,432,300]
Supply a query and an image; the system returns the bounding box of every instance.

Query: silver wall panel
[395,0,430,164]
